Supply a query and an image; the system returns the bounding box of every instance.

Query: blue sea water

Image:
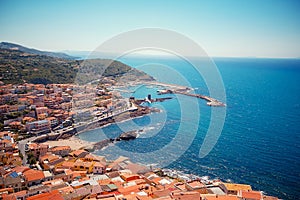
[77,56,300,199]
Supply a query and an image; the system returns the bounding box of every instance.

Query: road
[18,136,37,166]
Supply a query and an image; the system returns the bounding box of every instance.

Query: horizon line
[1,41,300,60]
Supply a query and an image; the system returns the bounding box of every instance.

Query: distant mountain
[0,42,77,60]
[0,48,154,85]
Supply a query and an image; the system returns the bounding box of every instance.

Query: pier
[147,81,191,91]
[157,89,226,107]
[174,91,226,107]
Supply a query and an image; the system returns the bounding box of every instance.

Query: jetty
[174,91,226,107]
[147,81,191,91]
[157,89,226,107]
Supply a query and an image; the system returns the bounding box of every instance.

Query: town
[0,82,279,199]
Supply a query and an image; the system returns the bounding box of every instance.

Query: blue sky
[0,0,299,58]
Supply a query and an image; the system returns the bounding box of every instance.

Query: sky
[0,0,299,58]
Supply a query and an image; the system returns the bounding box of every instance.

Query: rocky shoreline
[33,105,160,144]
[79,105,160,134]
[85,130,140,152]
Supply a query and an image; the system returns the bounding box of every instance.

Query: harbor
[157,88,226,107]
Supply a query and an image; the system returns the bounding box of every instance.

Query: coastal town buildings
[0,83,280,200]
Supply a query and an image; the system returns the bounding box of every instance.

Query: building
[2,172,22,192]
[26,119,50,133]
[219,183,252,195]
[69,150,89,158]
[238,190,263,200]
[46,117,59,128]
[23,169,45,187]
[93,162,106,174]
[49,146,71,157]
[203,195,239,200]
[39,153,65,170]
[27,143,49,158]
[73,160,94,173]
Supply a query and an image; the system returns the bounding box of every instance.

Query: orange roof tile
[171,191,201,200]
[51,146,70,151]
[240,190,263,200]
[204,195,239,200]
[12,166,30,173]
[70,149,88,157]
[187,180,205,188]
[60,161,75,168]
[23,169,45,182]
[222,183,252,191]
[27,190,64,200]
[118,184,141,195]
[22,117,36,122]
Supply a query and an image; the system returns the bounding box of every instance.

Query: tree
[27,152,36,165]
[19,151,24,160]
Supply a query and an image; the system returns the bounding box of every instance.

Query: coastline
[75,105,160,135]
[42,105,160,151]
[43,135,95,150]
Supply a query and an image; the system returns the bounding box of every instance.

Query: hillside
[0,48,154,85]
[0,42,76,60]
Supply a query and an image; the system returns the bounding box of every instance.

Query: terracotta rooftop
[187,180,206,188]
[50,146,71,151]
[69,149,88,157]
[171,191,201,200]
[204,195,239,200]
[222,183,252,191]
[23,169,45,182]
[27,190,64,200]
[239,190,263,200]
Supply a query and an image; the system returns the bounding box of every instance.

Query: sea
[76,55,300,199]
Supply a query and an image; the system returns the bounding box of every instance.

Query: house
[238,190,263,200]
[120,174,140,182]
[8,121,23,130]
[23,169,45,187]
[185,180,207,193]
[35,107,48,116]
[69,149,89,158]
[53,169,73,183]
[26,119,50,134]
[203,195,240,200]
[42,179,68,191]
[93,162,106,174]
[7,190,27,200]
[49,146,71,157]
[43,171,54,182]
[27,143,49,158]
[46,117,58,128]
[0,188,16,200]
[22,117,36,124]
[27,184,50,197]
[73,160,94,173]
[170,191,201,199]
[39,153,65,170]
[220,183,252,195]
[3,172,22,192]
[58,161,75,170]
[27,190,64,200]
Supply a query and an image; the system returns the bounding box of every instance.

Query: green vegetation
[0,49,79,84]
[0,48,154,85]
[27,152,37,165]
[0,42,76,60]
[19,151,24,160]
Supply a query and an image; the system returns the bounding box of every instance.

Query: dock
[157,89,226,107]
[174,91,226,107]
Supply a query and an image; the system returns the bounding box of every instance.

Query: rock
[119,130,138,140]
